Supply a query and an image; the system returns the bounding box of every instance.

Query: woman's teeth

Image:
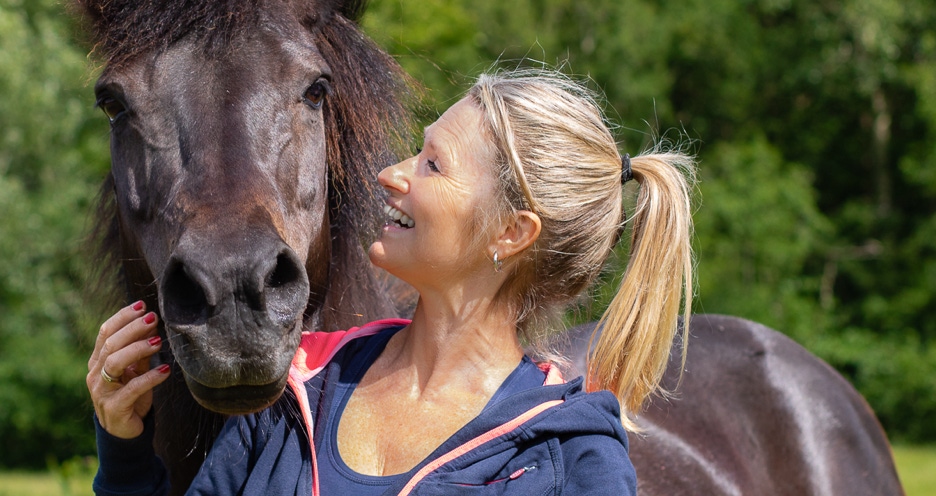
[384,205,414,228]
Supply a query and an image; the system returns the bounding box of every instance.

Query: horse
[77,0,415,490]
[75,1,904,494]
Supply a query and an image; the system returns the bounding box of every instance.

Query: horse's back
[561,314,903,496]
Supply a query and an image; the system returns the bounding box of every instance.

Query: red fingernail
[157,364,170,374]
[132,300,144,311]
[143,313,156,325]
[148,336,162,347]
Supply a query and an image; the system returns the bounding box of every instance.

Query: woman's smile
[383,204,414,228]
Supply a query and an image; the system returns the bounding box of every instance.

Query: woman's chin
[370,242,417,283]
[367,240,385,265]
[368,241,396,272]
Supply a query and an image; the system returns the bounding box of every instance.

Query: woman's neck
[380,293,524,397]
[338,287,525,476]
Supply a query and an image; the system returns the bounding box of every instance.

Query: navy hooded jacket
[93,320,637,495]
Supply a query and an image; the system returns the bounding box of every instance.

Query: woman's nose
[378,157,413,194]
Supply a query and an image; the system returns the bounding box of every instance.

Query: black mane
[74,0,370,68]
[77,0,264,68]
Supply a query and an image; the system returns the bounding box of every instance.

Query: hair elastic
[621,153,633,184]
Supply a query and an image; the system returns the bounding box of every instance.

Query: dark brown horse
[76,1,903,494]
[77,0,414,490]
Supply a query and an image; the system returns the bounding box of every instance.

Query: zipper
[483,465,537,485]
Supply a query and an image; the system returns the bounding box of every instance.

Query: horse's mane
[77,0,419,317]
[312,10,420,323]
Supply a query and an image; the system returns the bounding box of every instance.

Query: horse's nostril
[267,252,301,289]
[264,249,308,323]
[162,260,210,325]
[160,240,309,328]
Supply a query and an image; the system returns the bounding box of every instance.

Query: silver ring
[101,367,121,383]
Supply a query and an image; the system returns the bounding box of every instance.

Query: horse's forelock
[74,0,262,68]
[73,0,371,68]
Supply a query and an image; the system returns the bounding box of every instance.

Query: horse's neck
[316,232,411,332]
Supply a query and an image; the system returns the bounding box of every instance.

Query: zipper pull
[508,465,537,480]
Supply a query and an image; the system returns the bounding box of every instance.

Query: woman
[88,69,695,495]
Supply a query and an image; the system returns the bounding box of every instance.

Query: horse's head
[80,0,413,414]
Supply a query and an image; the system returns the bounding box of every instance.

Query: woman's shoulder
[537,386,636,493]
[526,381,626,439]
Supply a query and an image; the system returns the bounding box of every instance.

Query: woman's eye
[426,159,439,172]
[303,79,331,108]
[97,96,127,123]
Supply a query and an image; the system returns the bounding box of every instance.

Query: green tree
[0,0,108,467]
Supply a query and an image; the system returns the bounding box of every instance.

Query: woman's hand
[87,301,170,439]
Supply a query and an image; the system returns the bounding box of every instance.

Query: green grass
[894,444,936,496]
[0,456,96,496]
[0,472,94,496]
[0,446,933,495]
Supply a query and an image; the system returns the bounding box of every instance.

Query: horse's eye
[97,96,127,123]
[303,79,330,109]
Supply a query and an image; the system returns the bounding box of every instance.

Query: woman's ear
[494,210,541,259]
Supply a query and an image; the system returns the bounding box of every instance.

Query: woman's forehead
[426,99,481,141]
[428,101,494,169]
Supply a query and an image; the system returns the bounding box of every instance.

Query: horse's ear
[335,0,368,22]
[297,0,366,30]
[70,0,106,32]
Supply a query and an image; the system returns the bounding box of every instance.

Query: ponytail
[587,151,696,432]
[464,69,696,431]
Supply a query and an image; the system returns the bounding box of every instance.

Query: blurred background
[1,0,934,493]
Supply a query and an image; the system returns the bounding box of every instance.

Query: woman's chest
[336,385,488,476]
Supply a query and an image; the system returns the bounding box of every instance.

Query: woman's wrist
[93,411,168,495]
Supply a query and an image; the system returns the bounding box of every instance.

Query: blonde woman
[89,68,695,495]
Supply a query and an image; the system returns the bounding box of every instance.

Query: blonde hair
[468,69,695,431]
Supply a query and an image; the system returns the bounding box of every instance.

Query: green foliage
[0,0,109,468]
[362,0,482,108]
[811,331,936,442]
[693,136,833,340]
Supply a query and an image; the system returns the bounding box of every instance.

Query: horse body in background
[76,1,903,494]
[559,315,904,495]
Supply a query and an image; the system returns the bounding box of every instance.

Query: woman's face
[369,98,498,288]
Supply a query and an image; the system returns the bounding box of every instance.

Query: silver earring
[493,250,504,273]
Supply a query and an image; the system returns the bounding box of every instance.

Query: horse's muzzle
[184,372,290,415]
